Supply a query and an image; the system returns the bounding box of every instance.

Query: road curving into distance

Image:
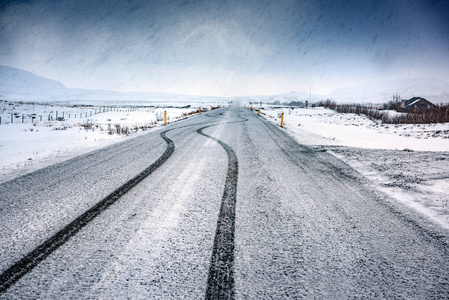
[0,105,448,299]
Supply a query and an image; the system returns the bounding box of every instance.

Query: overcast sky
[1,0,448,97]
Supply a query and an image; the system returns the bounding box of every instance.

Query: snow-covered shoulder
[260,107,449,231]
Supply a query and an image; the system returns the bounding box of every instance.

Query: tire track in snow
[0,130,175,294]
[198,119,240,300]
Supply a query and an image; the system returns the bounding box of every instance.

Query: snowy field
[260,107,449,230]
[0,100,203,182]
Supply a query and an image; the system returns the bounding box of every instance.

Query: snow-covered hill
[0,65,66,90]
[0,65,220,104]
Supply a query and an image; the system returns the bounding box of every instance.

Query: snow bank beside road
[260,107,449,230]
[262,107,449,151]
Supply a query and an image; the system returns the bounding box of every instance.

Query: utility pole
[309,83,311,108]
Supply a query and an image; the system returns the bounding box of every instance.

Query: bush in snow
[316,101,449,124]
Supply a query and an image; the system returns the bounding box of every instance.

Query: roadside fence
[0,106,145,125]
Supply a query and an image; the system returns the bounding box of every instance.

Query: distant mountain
[329,78,449,104]
[0,65,66,90]
[0,65,219,104]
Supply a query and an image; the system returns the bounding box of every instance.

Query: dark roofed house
[399,97,436,112]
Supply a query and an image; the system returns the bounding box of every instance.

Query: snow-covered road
[1,106,448,298]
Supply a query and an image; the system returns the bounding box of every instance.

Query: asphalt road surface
[1,106,448,299]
